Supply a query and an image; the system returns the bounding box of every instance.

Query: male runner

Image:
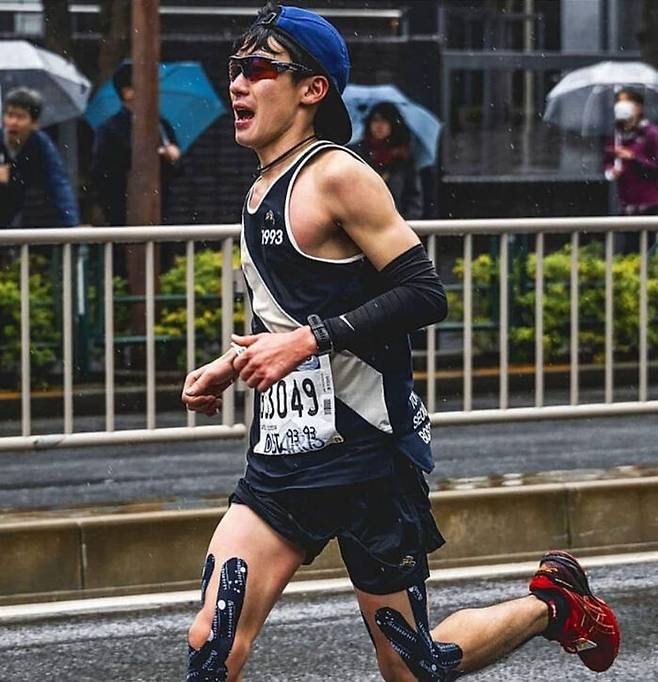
[182,4,620,681]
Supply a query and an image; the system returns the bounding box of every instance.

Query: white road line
[1,550,657,624]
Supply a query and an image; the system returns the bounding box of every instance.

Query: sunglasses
[228,55,313,83]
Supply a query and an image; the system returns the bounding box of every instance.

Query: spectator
[91,61,182,226]
[0,87,79,227]
[351,101,423,219]
[604,88,658,215]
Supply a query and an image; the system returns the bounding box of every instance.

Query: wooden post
[126,0,161,350]
[127,0,161,226]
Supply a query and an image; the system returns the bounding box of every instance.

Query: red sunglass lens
[229,57,279,82]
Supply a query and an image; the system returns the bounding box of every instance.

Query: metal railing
[1,216,657,451]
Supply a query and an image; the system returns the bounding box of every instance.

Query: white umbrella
[344,84,442,169]
[543,60,658,136]
[0,40,91,127]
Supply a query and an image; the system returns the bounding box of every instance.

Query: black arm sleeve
[323,243,448,352]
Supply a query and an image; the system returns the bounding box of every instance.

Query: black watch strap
[307,314,333,355]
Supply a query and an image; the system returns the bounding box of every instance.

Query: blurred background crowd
[3,0,658,232]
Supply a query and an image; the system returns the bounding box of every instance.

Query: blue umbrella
[344,84,442,169]
[85,62,226,153]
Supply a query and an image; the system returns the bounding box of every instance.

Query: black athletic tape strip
[187,557,248,682]
[199,554,215,607]
[375,584,463,682]
[323,244,447,352]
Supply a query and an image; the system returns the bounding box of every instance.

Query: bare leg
[357,587,419,682]
[187,503,305,681]
[431,595,549,674]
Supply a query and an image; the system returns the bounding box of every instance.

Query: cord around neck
[254,134,317,179]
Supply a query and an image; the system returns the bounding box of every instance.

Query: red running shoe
[529,550,620,672]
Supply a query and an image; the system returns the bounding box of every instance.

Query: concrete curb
[2,550,657,624]
[1,476,657,606]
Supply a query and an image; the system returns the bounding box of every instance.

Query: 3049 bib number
[260,378,320,420]
[254,355,341,455]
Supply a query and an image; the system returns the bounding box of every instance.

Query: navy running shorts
[230,453,445,595]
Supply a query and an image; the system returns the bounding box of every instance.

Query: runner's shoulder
[313,146,384,198]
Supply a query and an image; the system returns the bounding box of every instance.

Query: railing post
[104,243,115,432]
[570,232,580,406]
[605,231,614,403]
[463,233,473,412]
[20,244,31,437]
[222,237,235,425]
[499,233,509,409]
[62,243,74,434]
[146,241,156,429]
[534,232,544,408]
[639,229,648,402]
[186,240,196,427]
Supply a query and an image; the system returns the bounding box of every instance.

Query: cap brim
[316,85,352,145]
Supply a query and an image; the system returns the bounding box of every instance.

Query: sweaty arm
[319,155,447,352]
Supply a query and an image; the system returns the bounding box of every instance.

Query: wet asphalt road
[1,414,657,514]
[1,560,655,681]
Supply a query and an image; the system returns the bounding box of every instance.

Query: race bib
[254,355,343,455]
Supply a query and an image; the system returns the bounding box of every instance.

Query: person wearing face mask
[604,88,658,215]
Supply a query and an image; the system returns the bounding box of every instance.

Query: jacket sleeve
[39,132,80,226]
[632,126,658,175]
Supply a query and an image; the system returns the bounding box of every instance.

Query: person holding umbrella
[604,87,658,216]
[351,101,423,220]
[0,87,79,228]
[90,61,182,226]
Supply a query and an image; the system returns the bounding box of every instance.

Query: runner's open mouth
[234,106,255,121]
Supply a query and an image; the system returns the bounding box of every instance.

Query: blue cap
[256,5,352,144]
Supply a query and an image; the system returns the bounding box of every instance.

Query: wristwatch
[307,315,333,355]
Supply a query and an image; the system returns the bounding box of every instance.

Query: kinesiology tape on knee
[187,555,248,682]
[375,583,463,682]
[323,244,448,352]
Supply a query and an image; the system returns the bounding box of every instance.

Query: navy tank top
[240,140,433,491]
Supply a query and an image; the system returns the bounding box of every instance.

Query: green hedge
[0,247,245,383]
[448,241,658,363]
[0,254,59,383]
[154,247,245,367]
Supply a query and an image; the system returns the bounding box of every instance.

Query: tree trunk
[98,0,131,84]
[639,0,658,70]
